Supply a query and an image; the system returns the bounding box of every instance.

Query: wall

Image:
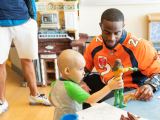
[79,3,160,40]
[10,48,22,69]
[10,2,160,75]
[10,48,24,77]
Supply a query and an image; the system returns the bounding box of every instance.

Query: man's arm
[132,39,160,101]
[83,67,91,80]
[144,73,160,92]
[24,0,37,20]
[78,67,91,93]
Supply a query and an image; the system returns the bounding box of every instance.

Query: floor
[0,65,55,120]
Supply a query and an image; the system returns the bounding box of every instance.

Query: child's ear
[64,67,70,75]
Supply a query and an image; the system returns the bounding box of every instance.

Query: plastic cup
[60,114,78,120]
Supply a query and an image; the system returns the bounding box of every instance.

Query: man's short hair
[101,8,124,24]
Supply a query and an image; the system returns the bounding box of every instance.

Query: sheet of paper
[76,102,148,120]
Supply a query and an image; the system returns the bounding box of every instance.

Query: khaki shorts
[0,19,38,64]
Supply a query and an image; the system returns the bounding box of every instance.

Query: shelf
[63,10,78,12]
[70,37,88,46]
[41,23,61,29]
[47,80,56,84]
[65,29,77,31]
[63,1,79,5]
[38,45,72,54]
[44,59,55,62]
[46,69,55,73]
[47,73,56,79]
[38,38,71,43]
[45,61,55,70]
[39,10,59,14]
[45,73,56,85]
[36,82,43,86]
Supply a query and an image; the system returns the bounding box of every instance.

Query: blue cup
[60,114,78,120]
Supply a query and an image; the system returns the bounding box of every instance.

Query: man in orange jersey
[82,8,160,109]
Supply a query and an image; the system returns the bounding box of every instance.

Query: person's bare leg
[21,59,38,96]
[0,61,7,102]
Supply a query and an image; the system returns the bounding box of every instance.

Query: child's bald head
[57,49,85,75]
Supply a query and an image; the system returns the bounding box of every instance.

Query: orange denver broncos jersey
[84,30,160,88]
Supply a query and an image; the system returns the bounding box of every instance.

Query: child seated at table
[49,49,123,120]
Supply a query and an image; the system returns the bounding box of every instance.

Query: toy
[112,59,138,108]
[123,93,136,104]
[60,114,78,120]
[36,0,80,40]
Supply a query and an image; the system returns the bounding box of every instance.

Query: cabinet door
[64,12,77,30]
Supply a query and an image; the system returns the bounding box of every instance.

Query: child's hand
[108,77,123,90]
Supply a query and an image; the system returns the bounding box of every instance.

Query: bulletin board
[148,13,160,52]
[148,13,160,42]
[150,22,160,42]
[80,0,160,5]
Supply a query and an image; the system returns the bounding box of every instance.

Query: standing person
[0,0,51,115]
[83,8,160,109]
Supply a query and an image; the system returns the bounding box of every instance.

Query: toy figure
[112,59,138,108]
[123,93,136,104]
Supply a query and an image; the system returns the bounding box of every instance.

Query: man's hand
[78,81,91,93]
[120,112,138,120]
[135,84,154,102]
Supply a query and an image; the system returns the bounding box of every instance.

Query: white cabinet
[64,12,78,30]
[40,54,59,86]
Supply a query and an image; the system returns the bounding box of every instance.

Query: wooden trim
[63,1,79,5]
[11,63,24,77]
[6,60,11,67]
[63,10,78,12]
[39,10,59,14]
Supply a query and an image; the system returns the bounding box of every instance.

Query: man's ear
[122,24,125,28]
[64,67,70,75]
[99,22,102,30]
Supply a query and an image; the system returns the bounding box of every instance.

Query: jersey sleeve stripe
[122,45,148,87]
[91,45,103,59]
[119,30,127,44]
[122,45,138,67]
[131,71,148,87]
[154,56,158,60]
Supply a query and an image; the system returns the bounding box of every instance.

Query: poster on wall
[150,22,160,42]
